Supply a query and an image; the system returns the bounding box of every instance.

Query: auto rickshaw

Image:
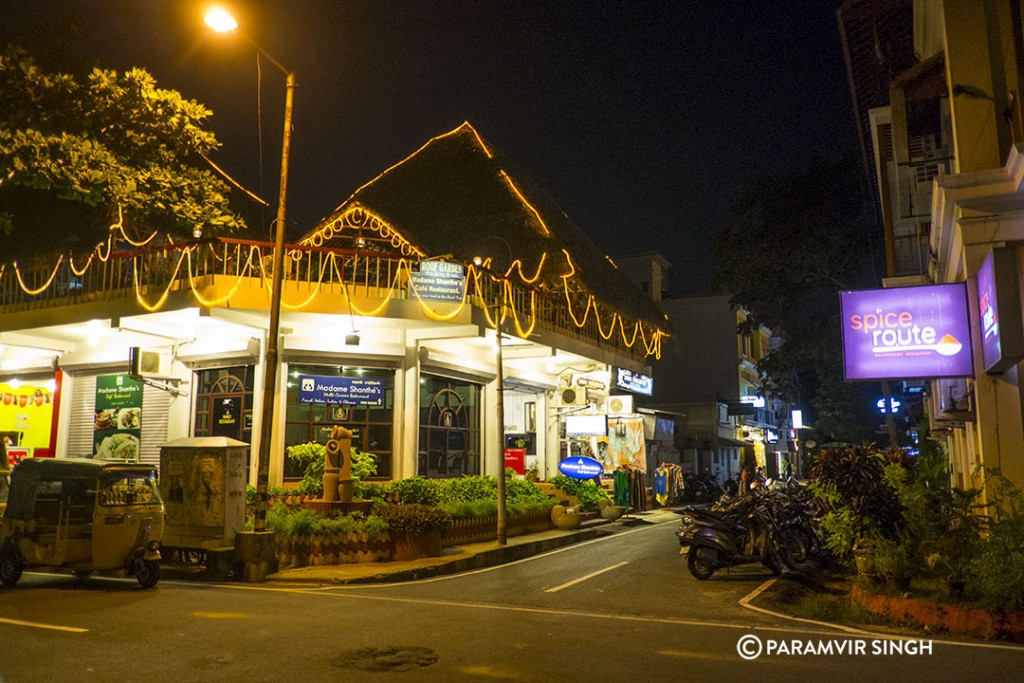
[0,458,164,588]
[0,463,9,517]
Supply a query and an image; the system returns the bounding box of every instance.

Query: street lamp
[473,238,513,546]
[206,7,294,536]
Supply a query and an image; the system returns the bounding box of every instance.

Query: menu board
[93,374,143,461]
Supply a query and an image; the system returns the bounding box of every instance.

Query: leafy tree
[0,45,246,260]
[712,153,882,442]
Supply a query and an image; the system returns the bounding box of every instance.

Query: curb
[312,527,604,585]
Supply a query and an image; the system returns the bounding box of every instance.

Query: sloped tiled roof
[302,122,667,329]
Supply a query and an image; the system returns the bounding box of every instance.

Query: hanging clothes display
[655,467,668,506]
[654,463,684,507]
[613,467,630,508]
[607,417,646,471]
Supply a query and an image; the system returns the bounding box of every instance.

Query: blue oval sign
[558,456,604,480]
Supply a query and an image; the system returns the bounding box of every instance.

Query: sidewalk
[261,508,681,586]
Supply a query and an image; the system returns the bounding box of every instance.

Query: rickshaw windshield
[98,470,162,506]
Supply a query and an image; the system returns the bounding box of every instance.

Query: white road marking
[544,560,629,593]
[738,577,1024,652]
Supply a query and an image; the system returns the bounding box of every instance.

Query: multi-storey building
[840,0,1024,495]
[648,292,796,483]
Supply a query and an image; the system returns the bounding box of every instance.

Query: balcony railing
[0,238,660,359]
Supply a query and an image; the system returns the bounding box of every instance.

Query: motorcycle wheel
[134,558,160,589]
[0,545,23,587]
[802,528,822,557]
[687,547,717,580]
[779,531,807,567]
[762,551,783,576]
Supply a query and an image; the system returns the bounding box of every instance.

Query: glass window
[285,364,395,479]
[98,471,161,506]
[418,374,481,478]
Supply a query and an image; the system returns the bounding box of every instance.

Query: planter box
[443,508,554,547]
[275,531,391,569]
[392,530,443,561]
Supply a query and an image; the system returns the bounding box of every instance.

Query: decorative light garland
[2,239,665,357]
[12,256,64,296]
[0,122,668,357]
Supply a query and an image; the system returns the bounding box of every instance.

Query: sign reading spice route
[840,284,973,381]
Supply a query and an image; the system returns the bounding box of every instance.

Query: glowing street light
[473,237,513,545]
[206,7,294,538]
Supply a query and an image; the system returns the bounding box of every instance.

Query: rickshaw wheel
[134,558,160,589]
[0,546,23,587]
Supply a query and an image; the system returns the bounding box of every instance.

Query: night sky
[1,0,855,294]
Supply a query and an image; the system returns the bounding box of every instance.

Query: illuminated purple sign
[978,252,1000,371]
[977,248,1024,374]
[840,284,973,381]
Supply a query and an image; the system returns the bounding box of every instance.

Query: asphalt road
[1,519,1022,683]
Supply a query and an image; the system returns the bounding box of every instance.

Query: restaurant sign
[298,375,384,405]
[840,284,973,381]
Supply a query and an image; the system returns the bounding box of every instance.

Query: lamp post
[473,242,511,545]
[206,8,294,535]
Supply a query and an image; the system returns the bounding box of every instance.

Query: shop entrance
[193,367,254,479]
[418,375,480,478]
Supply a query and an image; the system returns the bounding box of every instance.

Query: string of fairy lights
[0,123,668,358]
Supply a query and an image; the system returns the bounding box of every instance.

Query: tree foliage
[0,45,246,259]
[712,154,882,442]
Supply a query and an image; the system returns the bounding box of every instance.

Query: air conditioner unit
[559,387,587,406]
[607,395,633,416]
[129,347,171,380]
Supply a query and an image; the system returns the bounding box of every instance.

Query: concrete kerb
[262,508,683,586]
[264,526,607,586]
[160,508,681,586]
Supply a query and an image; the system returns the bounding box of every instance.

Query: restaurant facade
[0,123,669,487]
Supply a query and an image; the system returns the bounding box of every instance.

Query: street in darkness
[1,519,1021,682]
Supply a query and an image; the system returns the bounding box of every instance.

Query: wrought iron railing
[0,238,657,359]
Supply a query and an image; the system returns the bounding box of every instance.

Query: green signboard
[93,373,143,460]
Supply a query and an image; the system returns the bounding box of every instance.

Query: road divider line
[0,616,88,633]
[544,561,629,593]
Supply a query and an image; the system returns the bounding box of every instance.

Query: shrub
[389,477,439,506]
[265,506,321,537]
[505,474,551,506]
[266,505,388,542]
[285,441,378,497]
[374,503,453,536]
[967,515,1024,610]
[442,499,498,519]
[807,444,905,551]
[433,476,496,504]
[439,498,554,520]
[549,475,609,512]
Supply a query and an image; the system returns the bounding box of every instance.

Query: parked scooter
[676,489,793,580]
